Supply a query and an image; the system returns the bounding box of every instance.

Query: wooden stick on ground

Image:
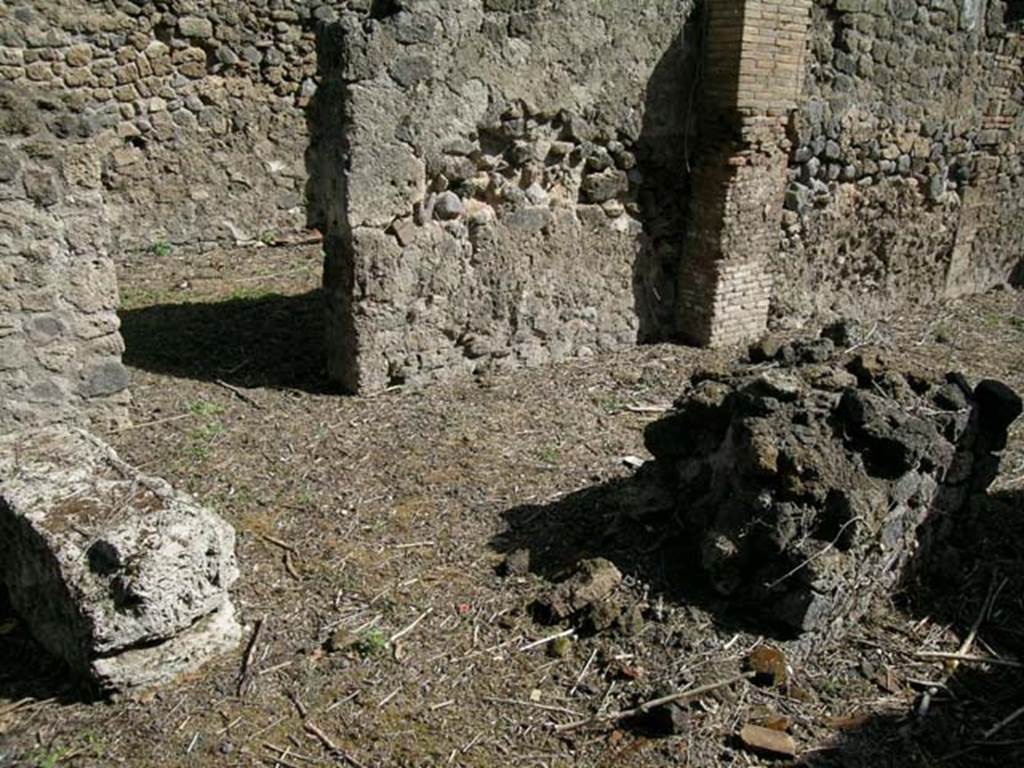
[215,379,263,409]
[263,742,317,766]
[554,673,754,732]
[916,651,1024,669]
[389,608,433,645]
[260,534,298,554]
[303,721,366,768]
[519,628,575,652]
[237,617,266,696]
[949,574,1000,673]
[483,696,581,717]
[984,703,1024,740]
[569,649,598,697]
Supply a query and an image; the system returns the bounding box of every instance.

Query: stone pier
[1,92,130,431]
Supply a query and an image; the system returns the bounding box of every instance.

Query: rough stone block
[0,427,241,695]
[0,130,130,432]
[644,338,1021,638]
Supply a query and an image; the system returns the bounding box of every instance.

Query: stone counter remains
[1,87,240,693]
[644,334,1023,638]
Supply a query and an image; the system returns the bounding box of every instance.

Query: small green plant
[596,395,625,414]
[187,442,210,462]
[31,746,72,768]
[191,421,224,442]
[260,230,278,246]
[187,420,224,462]
[356,628,388,657]
[148,240,172,258]
[28,729,107,767]
[188,400,223,418]
[539,446,560,465]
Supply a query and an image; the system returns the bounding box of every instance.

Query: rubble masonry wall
[320,0,697,392]
[1,1,1021,395]
[0,0,350,254]
[777,0,1024,318]
[1,88,129,432]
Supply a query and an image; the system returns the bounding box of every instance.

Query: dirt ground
[2,244,1024,768]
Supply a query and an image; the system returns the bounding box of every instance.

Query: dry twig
[915,651,1024,669]
[519,628,575,652]
[389,608,433,644]
[984,703,1024,740]
[555,673,753,732]
[303,721,366,768]
[237,617,266,696]
[215,379,264,408]
[483,696,581,717]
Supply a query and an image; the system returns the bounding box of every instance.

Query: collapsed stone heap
[0,428,241,695]
[644,332,1022,637]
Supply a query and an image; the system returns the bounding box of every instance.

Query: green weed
[148,240,172,258]
[188,420,224,462]
[188,400,224,418]
[226,286,275,302]
[539,447,560,464]
[356,629,389,657]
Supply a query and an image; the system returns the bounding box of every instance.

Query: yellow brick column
[678,0,813,347]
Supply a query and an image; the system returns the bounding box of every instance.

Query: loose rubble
[0,427,241,696]
[644,334,1023,637]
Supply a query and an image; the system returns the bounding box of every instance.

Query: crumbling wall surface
[0,427,241,695]
[777,0,1024,319]
[0,87,130,432]
[322,0,696,393]
[644,334,1023,638]
[0,0,340,253]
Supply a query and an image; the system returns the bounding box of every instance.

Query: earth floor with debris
[1,244,1023,767]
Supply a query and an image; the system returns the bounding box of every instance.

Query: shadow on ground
[120,289,332,393]
[491,464,795,639]
[494,465,1024,765]
[0,586,89,706]
[798,487,1024,767]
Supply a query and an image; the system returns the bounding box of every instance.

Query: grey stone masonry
[1,86,129,432]
[776,0,1024,320]
[320,0,697,393]
[0,0,342,253]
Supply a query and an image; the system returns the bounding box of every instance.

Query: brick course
[678,0,814,347]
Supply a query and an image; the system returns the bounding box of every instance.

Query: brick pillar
[678,0,812,347]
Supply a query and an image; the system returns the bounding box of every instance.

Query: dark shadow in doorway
[120,289,332,394]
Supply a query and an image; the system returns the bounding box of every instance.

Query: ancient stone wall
[321,0,697,393]
[0,87,130,432]
[2,0,1022,395]
[777,0,1024,319]
[0,0,339,254]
